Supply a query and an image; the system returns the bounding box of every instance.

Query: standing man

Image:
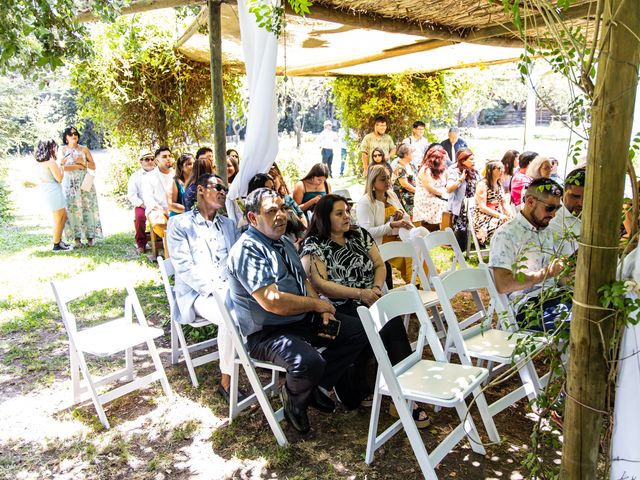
[548,167,585,255]
[402,120,429,171]
[439,127,468,167]
[360,115,396,172]
[227,188,370,433]
[127,151,156,253]
[489,178,570,330]
[142,146,174,245]
[510,151,538,206]
[167,173,240,402]
[317,120,338,177]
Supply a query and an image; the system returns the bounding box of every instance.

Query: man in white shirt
[142,146,174,243]
[317,120,338,177]
[127,151,156,253]
[489,177,571,330]
[548,168,585,256]
[402,121,429,171]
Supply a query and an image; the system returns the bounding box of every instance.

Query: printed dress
[392,163,416,215]
[472,180,508,246]
[61,146,103,242]
[413,167,447,225]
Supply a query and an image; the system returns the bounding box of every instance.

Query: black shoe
[217,383,248,404]
[53,242,72,252]
[309,387,335,413]
[279,384,310,433]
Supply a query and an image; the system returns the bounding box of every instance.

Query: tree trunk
[560,1,640,478]
[208,0,227,182]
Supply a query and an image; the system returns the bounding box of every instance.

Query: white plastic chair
[210,291,288,447]
[431,267,549,416]
[157,257,219,388]
[356,285,499,479]
[51,278,172,429]
[465,197,490,264]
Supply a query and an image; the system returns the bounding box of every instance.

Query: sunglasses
[205,183,228,193]
[140,157,154,162]
[68,131,79,136]
[372,153,383,158]
[535,198,561,213]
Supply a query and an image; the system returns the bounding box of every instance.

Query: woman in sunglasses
[472,160,512,246]
[368,147,393,177]
[59,126,103,248]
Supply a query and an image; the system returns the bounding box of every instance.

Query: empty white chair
[51,278,172,429]
[157,256,219,388]
[210,291,288,447]
[431,268,549,416]
[357,285,499,479]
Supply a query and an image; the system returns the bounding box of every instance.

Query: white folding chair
[465,197,490,264]
[51,278,172,429]
[378,240,440,327]
[357,285,499,479]
[432,268,550,417]
[157,257,219,388]
[210,291,288,447]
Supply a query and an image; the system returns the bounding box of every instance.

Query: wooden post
[560,0,640,478]
[208,0,227,182]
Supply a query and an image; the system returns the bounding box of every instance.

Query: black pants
[247,311,368,409]
[321,148,333,176]
[336,301,413,402]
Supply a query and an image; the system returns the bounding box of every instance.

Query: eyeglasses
[140,157,154,163]
[534,198,561,213]
[68,132,78,137]
[372,153,383,158]
[205,183,228,193]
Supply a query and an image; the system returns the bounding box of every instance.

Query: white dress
[413,167,447,224]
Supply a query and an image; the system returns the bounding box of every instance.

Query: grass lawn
[0,144,563,479]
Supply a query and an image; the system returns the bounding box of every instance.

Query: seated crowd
[127,117,587,434]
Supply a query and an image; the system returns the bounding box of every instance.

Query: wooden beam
[284,39,454,76]
[176,5,209,48]
[560,0,640,477]
[77,0,205,23]
[208,0,227,181]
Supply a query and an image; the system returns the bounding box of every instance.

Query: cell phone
[311,314,341,337]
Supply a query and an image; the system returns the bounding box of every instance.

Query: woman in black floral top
[300,194,430,428]
[392,144,417,215]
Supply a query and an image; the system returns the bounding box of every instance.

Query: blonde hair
[526,156,551,179]
[365,164,390,203]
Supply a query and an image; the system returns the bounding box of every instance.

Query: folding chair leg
[472,387,500,443]
[175,322,200,388]
[365,372,384,464]
[395,397,439,480]
[518,360,542,402]
[454,402,485,455]
[170,320,180,365]
[146,340,172,398]
[75,350,110,429]
[70,344,81,404]
[125,347,134,382]
[229,361,241,420]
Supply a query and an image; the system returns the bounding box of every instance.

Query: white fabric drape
[611,248,640,480]
[226,0,280,223]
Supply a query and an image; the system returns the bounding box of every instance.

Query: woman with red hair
[412,145,454,231]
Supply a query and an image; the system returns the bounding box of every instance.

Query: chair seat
[380,359,486,402]
[461,328,521,360]
[77,319,164,356]
[417,289,439,306]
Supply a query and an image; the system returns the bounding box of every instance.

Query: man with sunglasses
[128,151,156,253]
[490,177,571,330]
[548,168,585,255]
[166,173,240,403]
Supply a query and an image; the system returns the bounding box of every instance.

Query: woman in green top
[169,153,194,217]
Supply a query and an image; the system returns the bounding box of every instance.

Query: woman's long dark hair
[175,153,194,181]
[301,163,329,182]
[305,194,355,240]
[35,140,57,162]
[61,126,79,145]
[485,160,504,189]
[501,149,519,176]
[185,156,213,188]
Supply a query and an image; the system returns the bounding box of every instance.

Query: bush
[108,148,141,202]
[0,161,15,224]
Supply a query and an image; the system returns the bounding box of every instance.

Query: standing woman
[500,149,519,193]
[60,126,103,248]
[472,160,512,246]
[446,148,481,249]
[292,163,332,214]
[412,145,452,231]
[392,144,417,216]
[368,147,393,177]
[169,153,194,217]
[35,140,71,251]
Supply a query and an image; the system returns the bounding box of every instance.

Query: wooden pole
[560,0,640,477]
[208,0,227,182]
[77,0,205,23]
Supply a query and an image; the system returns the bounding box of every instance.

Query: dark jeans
[339,148,347,176]
[515,292,573,332]
[134,206,147,249]
[321,148,333,177]
[336,301,412,400]
[247,311,368,409]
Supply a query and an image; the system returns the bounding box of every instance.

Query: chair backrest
[378,240,426,288]
[51,278,144,337]
[157,256,179,321]
[481,264,518,331]
[357,285,448,368]
[413,228,468,286]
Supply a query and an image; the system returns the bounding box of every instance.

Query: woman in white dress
[413,145,455,231]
